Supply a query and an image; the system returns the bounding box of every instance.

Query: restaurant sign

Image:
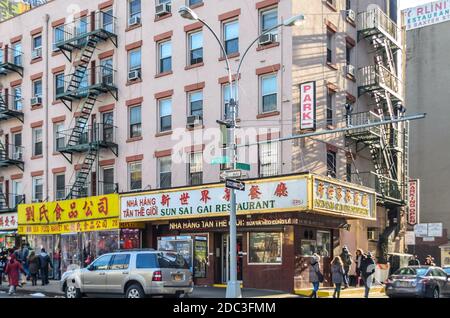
[17,194,119,234]
[312,177,376,220]
[120,176,309,222]
[403,0,450,31]
[0,212,18,231]
[408,179,420,225]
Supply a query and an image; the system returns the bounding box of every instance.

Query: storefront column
[142,223,157,249]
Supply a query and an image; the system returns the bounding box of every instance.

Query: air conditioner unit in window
[346,64,355,77]
[155,3,171,17]
[259,33,276,46]
[187,115,203,127]
[12,152,22,161]
[128,69,141,81]
[32,48,42,60]
[346,9,356,22]
[31,96,42,106]
[129,16,141,26]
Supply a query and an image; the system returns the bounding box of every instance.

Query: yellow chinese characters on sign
[17,194,119,234]
[18,219,120,235]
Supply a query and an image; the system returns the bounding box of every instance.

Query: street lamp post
[178,6,304,298]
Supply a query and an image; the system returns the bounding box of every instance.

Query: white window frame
[128,48,142,73]
[54,122,65,151]
[32,176,44,202]
[260,73,278,114]
[158,40,172,74]
[101,166,115,194]
[128,161,142,191]
[54,173,66,201]
[158,156,172,189]
[188,90,203,117]
[258,141,279,177]
[187,30,203,66]
[222,19,239,56]
[33,79,43,98]
[32,127,43,156]
[158,98,172,132]
[129,105,142,138]
[260,7,278,38]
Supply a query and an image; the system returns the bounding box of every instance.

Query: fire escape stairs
[66,148,98,200]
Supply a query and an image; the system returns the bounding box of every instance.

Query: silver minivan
[61,249,194,298]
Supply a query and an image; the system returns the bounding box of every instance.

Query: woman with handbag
[309,253,323,298]
[331,256,345,298]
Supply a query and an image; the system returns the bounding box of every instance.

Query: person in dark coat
[0,248,7,286]
[38,248,53,286]
[355,248,364,287]
[360,252,376,298]
[4,254,26,295]
[331,256,345,298]
[340,246,353,288]
[408,255,420,266]
[309,253,322,298]
[28,251,40,286]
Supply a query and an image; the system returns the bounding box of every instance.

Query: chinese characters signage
[0,212,18,230]
[299,81,316,130]
[17,194,119,234]
[18,218,119,235]
[408,179,420,225]
[120,177,309,222]
[403,0,450,31]
[312,177,376,220]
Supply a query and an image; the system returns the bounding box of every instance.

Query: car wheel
[65,285,81,299]
[126,284,145,299]
[432,288,440,299]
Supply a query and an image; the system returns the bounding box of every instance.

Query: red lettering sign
[300,82,316,130]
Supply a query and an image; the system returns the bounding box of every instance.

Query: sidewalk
[0,280,63,297]
[295,285,386,298]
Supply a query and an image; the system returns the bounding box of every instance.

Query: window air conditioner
[346,64,355,77]
[187,115,203,127]
[346,9,356,22]
[31,96,42,106]
[259,33,276,46]
[155,3,171,17]
[32,48,42,60]
[129,16,141,26]
[128,69,141,81]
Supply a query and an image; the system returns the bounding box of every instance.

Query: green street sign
[236,162,250,171]
[211,156,230,165]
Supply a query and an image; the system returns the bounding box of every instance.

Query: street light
[179,6,304,298]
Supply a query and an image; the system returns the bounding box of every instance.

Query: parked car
[443,266,450,276]
[61,249,193,298]
[385,266,450,298]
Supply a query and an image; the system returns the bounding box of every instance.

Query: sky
[400,0,436,10]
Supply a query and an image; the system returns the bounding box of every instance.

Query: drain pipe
[44,13,50,201]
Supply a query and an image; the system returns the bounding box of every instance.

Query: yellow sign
[18,194,119,226]
[18,218,119,235]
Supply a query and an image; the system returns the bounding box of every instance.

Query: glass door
[221,234,243,283]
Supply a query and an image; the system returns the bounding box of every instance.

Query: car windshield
[394,267,428,276]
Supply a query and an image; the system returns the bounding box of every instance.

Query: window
[129,105,142,138]
[54,123,65,151]
[12,181,22,206]
[327,150,337,178]
[327,90,334,126]
[102,7,114,33]
[129,161,142,191]
[188,0,202,6]
[259,142,279,177]
[189,152,203,185]
[55,73,65,97]
[261,8,278,36]
[12,133,22,160]
[222,82,237,120]
[55,174,65,200]
[53,26,65,51]
[109,254,130,270]
[33,80,42,98]
[248,232,282,264]
[33,127,43,156]
[316,231,331,257]
[90,255,112,271]
[261,74,277,113]
[12,86,22,111]
[32,177,43,202]
[102,167,115,194]
[346,0,351,10]
[189,91,203,117]
[100,58,114,86]
[159,157,171,189]
[128,48,141,72]
[346,45,353,65]
[136,253,158,269]
[327,31,334,64]
[188,31,203,65]
[158,41,172,74]
[346,162,352,182]
[159,98,172,132]
[13,43,22,66]
[102,111,114,143]
[33,35,42,51]
[223,20,239,55]
[129,0,141,21]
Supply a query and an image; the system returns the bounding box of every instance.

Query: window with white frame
[327,31,334,64]
[102,167,115,194]
[55,73,65,97]
[189,91,203,117]
[12,133,22,160]
[223,20,239,55]
[12,86,22,111]
[158,156,172,189]
[188,31,203,65]
[33,80,42,98]
[128,48,141,73]
[129,161,142,191]
[102,7,114,33]
[13,42,22,66]
[222,82,237,120]
[129,0,141,22]
[188,0,202,6]
[189,152,203,185]
[260,74,277,113]
[33,127,43,156]
[32,35,42,55]
[259,141,279,177]
[158,41,172,74]
[102,111,114,143]
[260,7,278,37]
[55,174,65,200]
[159,98,172,132]
[100,58,114,85]
[53,26,65,51]
[32,176,43,202]
[327,90,334,126]
[129,105,142,138]
[54,122,65,151]
[12,181,22,206]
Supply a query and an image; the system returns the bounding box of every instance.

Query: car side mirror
[87,265,94,271]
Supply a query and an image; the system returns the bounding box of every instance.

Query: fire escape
[346,8,409,255]
[54,11,118,199]
[0,46,25,211]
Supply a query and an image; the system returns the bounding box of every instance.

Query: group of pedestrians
[0,245,55,296]
[309,246,376,298]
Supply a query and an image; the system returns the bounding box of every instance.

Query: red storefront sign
[408,179,420,225]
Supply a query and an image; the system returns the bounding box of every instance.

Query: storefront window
[61,234,81,272]
[158,237,193,270]
[300,240,317,256]
[248,232,282,264]
[194,237,208,278]
[300,229,332,257]
[316,231,331,257]
[120,229,141,250]
[95,231,119,258]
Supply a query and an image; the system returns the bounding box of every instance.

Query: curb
[212,284,244,288]
[295,286,386,298]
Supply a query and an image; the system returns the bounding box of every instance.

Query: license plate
[396,281,411,287]
[173,274,183,281]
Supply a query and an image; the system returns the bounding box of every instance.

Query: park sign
[403,0,450,31]
[299,81,316,130]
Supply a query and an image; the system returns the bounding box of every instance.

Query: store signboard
[428,223,443,237]
[299,81,316,130]
[18,218,119,235]
[408,179,420,225]
[312,177,376,220]
[414,224,428,237]
[0,212,18,230]
[403,0,450,31]
[405,231,416,245]
[120,176,309,222]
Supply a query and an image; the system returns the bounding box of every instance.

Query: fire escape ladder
[67,36,99,94]
[66,148,98,199]
[0,189,7,210]
[68,92,98,147]
[0,140,6,161]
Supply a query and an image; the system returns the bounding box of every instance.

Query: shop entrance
[221,234,243,284]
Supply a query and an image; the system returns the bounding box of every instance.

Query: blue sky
[400,0,435,9]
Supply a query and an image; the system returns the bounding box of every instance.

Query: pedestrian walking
[424,255,436,266]
[331,256,345,298]
[340,246,353,288]
[0,248,7,286]
[360,251,376,298]
[38,248,53,285]
[21,243,30,281]
[309,253,323,298]
[355,248,364,287]
[4,254,26,295]
[28,251,40,286]
[408,255,420,266]
[53,248,61,280]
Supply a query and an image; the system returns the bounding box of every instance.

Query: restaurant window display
[193,236,208,278]
[248,232,283,264]
[61,234,81,272]
[120,229,141,250]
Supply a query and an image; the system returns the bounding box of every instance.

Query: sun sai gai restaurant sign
[403,0,450,30]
